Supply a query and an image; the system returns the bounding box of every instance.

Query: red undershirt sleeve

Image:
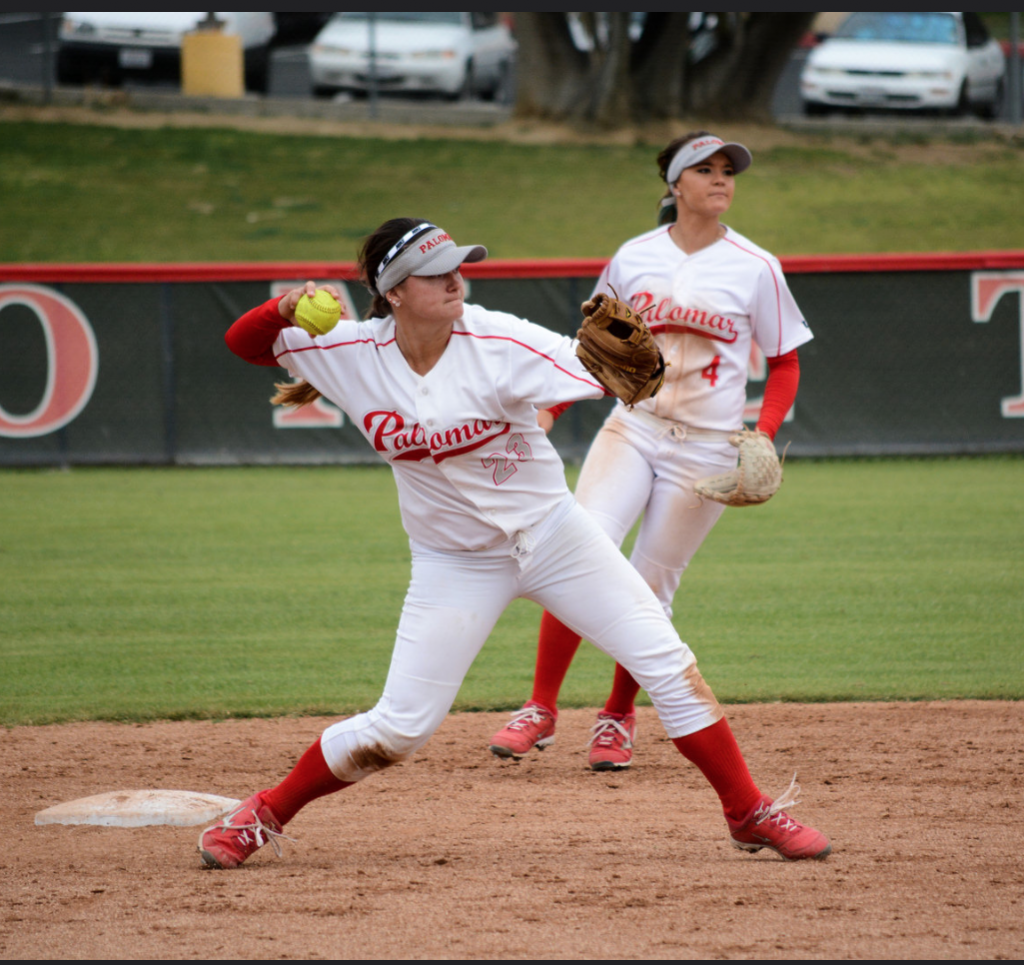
[756,349,800,440]
[545,401,574,421]
[225,296,292,366]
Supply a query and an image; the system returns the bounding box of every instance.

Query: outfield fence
[1,252,1023,465]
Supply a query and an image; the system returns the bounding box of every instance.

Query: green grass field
[2,458,1020,726]
[1,120,1023,262]
[2,113,1022,726]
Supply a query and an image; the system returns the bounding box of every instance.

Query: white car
[57,12,276,93]
[800,12,1006,117]
[309,12,516,101]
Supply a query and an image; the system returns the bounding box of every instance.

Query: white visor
[375,224,487,295]
[665,136,752,185]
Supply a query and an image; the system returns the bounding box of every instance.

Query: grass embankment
[1,120,1022,262]
[1,459,1020,726]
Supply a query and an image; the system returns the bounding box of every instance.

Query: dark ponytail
[357,216,432,319]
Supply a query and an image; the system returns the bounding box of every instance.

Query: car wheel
[312,85,338,99]
[802,99,829,117]
[448,59,475,101]
[952,80,970,116]
[56,49,84,86]
[489,58,515,105]
[976,79,1004,120]
[244,45,270,95]
[479,72,498,102]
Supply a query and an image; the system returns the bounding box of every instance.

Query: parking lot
[1,12,1020,125]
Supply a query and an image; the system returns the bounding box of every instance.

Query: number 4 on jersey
[701,355,721,387]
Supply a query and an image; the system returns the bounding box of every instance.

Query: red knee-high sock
[529,610,584,714]
[672,718,762,823]
[260,737,352,826]
[603,663,642,717]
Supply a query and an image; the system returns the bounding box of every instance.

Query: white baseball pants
[320,495,723,783]
[574,406,737,618]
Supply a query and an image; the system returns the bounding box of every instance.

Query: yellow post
[181,19,244,98]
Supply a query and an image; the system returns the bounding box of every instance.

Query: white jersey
[596,224,813,430]
[273,304,605,552]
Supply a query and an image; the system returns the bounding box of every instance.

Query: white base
[35,790,242,828]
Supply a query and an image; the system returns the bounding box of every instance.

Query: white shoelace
[755,774,803,831]
[587,717,633,749]
[218,809,295,858]
[504,706,549,731]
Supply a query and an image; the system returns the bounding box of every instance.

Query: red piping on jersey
[723,236,784,356]
[448,329,605,393]
[618,226,673,251]
[272,328,604,394]
[273,336,393,363]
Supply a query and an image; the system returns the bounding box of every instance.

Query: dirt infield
[2,702,1021,960]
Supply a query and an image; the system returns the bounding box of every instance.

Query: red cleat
[488,703,556,760]
[727,777,832,861]
[588,712,637,771]
[197,792,289,869]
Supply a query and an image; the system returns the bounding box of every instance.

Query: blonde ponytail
[271,380,322,408]
[271,218,433,412]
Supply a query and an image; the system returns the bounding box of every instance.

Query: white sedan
[309,12,516,101]
[800,12,1006,117]
[57,12,276,92]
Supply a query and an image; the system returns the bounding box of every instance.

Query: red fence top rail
[1,252,1024,283]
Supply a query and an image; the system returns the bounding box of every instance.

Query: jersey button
[420,387,429,395]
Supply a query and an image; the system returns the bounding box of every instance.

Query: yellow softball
[294,290,341,336]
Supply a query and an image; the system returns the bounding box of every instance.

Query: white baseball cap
[665,135,752,185]
[375,223,487,295]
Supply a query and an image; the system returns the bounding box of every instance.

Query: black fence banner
[1,253,1023,466]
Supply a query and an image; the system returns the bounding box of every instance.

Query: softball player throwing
[200,216,830,869]
[490,131,813,771]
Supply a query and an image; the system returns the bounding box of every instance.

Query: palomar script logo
[363,409,511,463]
[631,290,739,343]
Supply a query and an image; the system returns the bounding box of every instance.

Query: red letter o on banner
[0,284,99,438]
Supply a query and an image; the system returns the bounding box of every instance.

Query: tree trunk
[513,12,633,127]
[513,12,817,126]
[631,13,691,120]
[512,13,589,120]
[686,13,816,119]
[584,13,632,127]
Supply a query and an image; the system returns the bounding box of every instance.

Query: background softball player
[490,131,813,770]
[200,216,829,870]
